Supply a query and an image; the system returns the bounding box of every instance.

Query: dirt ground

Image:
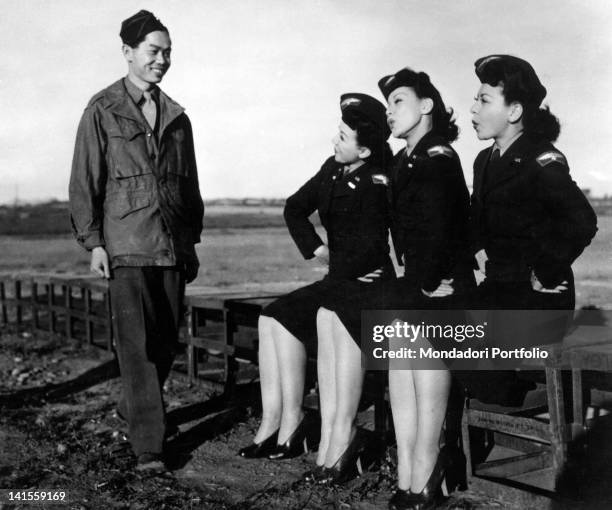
[3,327,612,510]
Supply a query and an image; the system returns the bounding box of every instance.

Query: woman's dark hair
[379,68,458,142]
[353,118,393,169]
[410,71,459,142]
[476,56,561,142]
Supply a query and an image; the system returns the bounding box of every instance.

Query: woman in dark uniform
[315,69,474,507]
[465,55,597,404]
[238,93,393,460]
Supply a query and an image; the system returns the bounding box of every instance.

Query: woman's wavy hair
[476,57,561,142]
[352,118,394,169]
[408,71,459,142]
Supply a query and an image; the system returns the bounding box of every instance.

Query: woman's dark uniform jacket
[261,156,392,348]
[470,134,597,299]
[389,132,472,298]
[462,134,598,405]
[331,132,473,343]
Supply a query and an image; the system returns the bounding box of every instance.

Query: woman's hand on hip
[357,268,384,283]
[530,271,568,294]
[422,279,454,298]
[313,244,330,266]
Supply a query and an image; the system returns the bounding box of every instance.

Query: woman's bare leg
[324,314,365,466]
[316,307,336,465]
[410,369,451,492]
[253,316,282,443]
[273,319,307,443]
[389,367,417,490]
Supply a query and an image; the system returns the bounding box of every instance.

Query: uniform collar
[101,78,185,136]
[123,76,159,106]
[494,130,524,156]
[407,130,445,158]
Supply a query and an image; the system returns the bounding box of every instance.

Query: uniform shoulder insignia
[536,151,567,167]
[427,145,454,158]
[372,174,389,186]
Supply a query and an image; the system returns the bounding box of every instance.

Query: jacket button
[147,132,152,137]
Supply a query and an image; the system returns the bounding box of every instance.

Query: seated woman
[238,93,394,461]
[316,69,474,507]
[463,55,598,405]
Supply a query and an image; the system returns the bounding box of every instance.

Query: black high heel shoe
[402,449,450,510]
[301,464,329,484]
[388,489,419,510]
[238,429,279,458]
[443,444,467,493]
[268,415,314,460]
[320,429,366,485]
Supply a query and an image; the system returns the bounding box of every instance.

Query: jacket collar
[391,132,442,197]
[482,134,532,194]
[319,159,372,218]
[101,78,185,136]
[409,130,445,158]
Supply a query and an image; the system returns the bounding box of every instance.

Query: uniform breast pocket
[107,121,152,179]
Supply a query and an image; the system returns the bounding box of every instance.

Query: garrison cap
[474,54,547,106]
[120,10,167,46]
[340,93,390,139]
[378,67,425,100]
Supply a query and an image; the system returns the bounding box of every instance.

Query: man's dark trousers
[110,266,184,456]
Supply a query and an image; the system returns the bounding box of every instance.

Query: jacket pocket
[107,120,152,178]
[116,193,151,219]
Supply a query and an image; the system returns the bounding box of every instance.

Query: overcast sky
[1,0,611,204]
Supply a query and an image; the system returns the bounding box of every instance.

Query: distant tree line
[1,195,608,236]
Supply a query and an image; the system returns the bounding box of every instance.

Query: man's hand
[530,271,568,294]
[422,279,454,298]
[313,244,330,266]
[90,246,110,279]
[185,261,199,284]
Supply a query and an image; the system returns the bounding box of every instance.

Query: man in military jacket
[69,10,203,472]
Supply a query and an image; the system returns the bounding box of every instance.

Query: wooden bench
[182,290,282,393]
[462,321,612,493]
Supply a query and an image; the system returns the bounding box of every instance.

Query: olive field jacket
[69,79,204,268]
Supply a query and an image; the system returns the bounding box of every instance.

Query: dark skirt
[330,276,471,347]
[260,278,349,351]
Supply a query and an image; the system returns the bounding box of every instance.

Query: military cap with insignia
[474,54,547,106]
[378,67,433,100]
[340,93,390,140]
[120,10,168,47]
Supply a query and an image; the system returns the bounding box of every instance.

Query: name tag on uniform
[348,182,356,189]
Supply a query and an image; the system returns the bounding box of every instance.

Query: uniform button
[147,132,152,137]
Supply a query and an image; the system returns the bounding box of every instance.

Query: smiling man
[69,10,203,473]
